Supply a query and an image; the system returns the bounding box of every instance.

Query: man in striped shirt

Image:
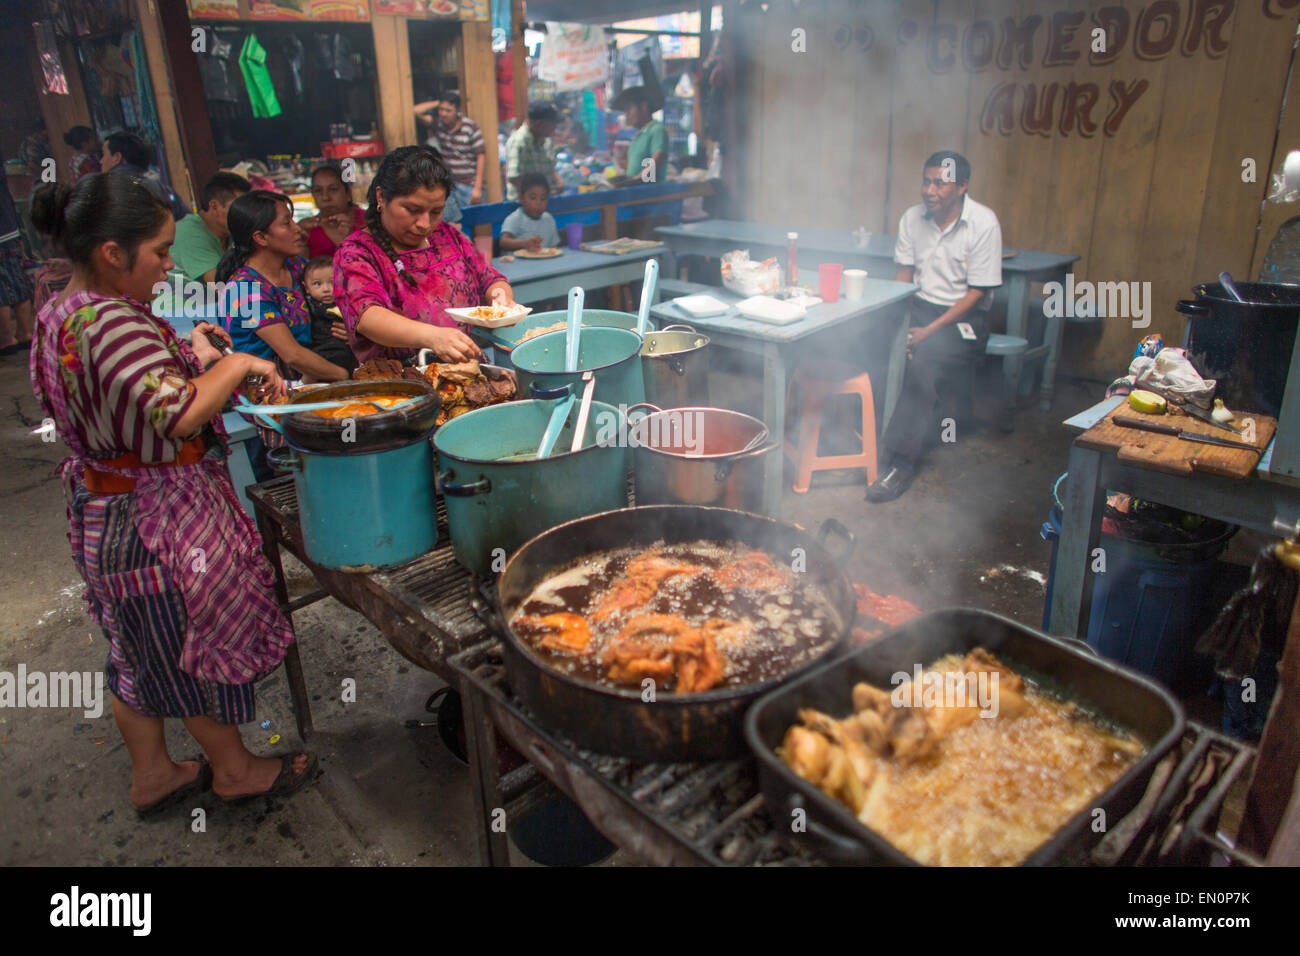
[415,92,485,207]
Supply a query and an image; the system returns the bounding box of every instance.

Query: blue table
[650,272,917,515]
[1048,397,1300,639]
[655,219,1080,410]
[493,246,664,306]
[153,308,259,517]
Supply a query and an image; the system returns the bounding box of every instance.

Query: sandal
[133,758,213,819]
[217,752,319,805]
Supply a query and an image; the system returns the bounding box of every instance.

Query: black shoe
[865,464,915,503]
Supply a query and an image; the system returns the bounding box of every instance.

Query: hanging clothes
[238,33,282,119]
[129,32,162,145]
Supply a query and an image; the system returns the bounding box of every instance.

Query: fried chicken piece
[602,640,676,685]
[432,361,482,385]
[783,724,833,783]
[670,629,725,692]
[462,381,495,406]
[590,576,660,623]
[487,376,516,401]
[961,647,1028,718]
[353,358,405,381]
[887,706,940,766]
[401,366,430,383]
[852,681,894,717]
[518,612,593,654]
[713,551,789,590]
[625,551,707,586]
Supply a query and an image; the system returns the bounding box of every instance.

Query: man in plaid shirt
[415,91,486,207]
[504,102,565,201]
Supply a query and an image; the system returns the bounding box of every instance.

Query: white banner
[538,22,609,92]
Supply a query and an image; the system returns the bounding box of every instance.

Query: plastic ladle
[1218,271,1247,303]
[568,371,596,454]
[535,386,576,460]
[565,285,584,373]
[636,258,659,337]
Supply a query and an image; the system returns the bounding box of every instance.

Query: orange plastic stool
[784,360,878,494]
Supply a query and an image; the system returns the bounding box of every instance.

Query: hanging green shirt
[239,34,281,119]
[626,120,668,183]
[170,214,223,281]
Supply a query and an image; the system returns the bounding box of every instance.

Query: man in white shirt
[866,150,1003,503]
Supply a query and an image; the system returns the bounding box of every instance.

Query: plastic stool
[784,361,877,494]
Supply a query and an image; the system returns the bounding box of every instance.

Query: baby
[499,173,561,252]
[302,256,358,373]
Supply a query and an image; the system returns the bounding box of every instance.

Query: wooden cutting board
[1076,403,1276,478]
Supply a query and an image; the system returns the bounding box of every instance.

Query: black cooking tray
[744,608,1186,866]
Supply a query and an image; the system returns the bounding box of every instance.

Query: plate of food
[443,303,533,328]
[514,247,563,259]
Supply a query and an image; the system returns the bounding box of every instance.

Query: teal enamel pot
[509,327,645,409]
[262,380,439,571]
[432,398,628,576]
[490,308,653,354]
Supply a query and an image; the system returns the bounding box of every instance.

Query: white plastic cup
[843,268,868,301]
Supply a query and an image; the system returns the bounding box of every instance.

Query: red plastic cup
[474,235,493,262]
[818,263,844,303]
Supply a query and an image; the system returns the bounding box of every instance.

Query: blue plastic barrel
[1041,504,1233,691]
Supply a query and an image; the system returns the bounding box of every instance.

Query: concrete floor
[0,342,1102,866]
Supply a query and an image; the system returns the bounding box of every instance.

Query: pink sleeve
[333,240,395,333]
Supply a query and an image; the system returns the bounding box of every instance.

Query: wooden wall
[729,0,1300,374]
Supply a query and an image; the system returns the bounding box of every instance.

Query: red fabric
[496,51,515,122]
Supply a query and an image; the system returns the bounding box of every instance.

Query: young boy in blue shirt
[500,174,561,252]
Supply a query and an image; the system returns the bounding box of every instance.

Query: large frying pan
[474,505,857,762]
[745,608,1186,866]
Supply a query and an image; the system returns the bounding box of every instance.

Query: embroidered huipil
[333,222,505,365]
[30,290,294,684]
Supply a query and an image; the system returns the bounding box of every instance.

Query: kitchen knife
[1136,384,1243,434]
[1113,415,1259,451]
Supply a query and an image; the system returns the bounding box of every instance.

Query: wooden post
[134,0,196,209]
[511,0,528,122]
[156,0,218,197]
[25,34,92,186]
[372,14,416,151]
[461,20,502,203]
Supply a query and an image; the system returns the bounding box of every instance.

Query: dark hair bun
[30,183,73,243]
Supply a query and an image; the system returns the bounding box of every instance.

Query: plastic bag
[721,249,780,296]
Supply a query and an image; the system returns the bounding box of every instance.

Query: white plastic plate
[444,304,534,328]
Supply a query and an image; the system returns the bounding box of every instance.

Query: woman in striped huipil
[29,174,318,816]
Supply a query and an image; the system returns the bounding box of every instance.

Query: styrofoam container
[734,295,806,324]
[671,294,731,317]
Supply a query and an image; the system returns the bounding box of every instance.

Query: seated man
[866,150,1002,503]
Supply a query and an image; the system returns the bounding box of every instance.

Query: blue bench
[459,181,707,240]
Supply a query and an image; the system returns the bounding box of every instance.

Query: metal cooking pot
[433,398,629,576]
[269,432,438,571]
[255,380,439,570]
[509,326,645,409]
[1176,280,1300,416]
[489,308,652,354]
[479,505,856,761]
[628,403,776,513]
[640,323,711,409]
[275,380,439,453]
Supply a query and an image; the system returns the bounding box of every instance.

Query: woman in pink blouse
[301,164,367,259]
[334,146,514,364]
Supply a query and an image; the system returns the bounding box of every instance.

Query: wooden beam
[461,19,503,203]
[157,0,217,197]
[511,0,528,123]
[372,14,416,152]
[26,33,92,187]
[134,0,195,209]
